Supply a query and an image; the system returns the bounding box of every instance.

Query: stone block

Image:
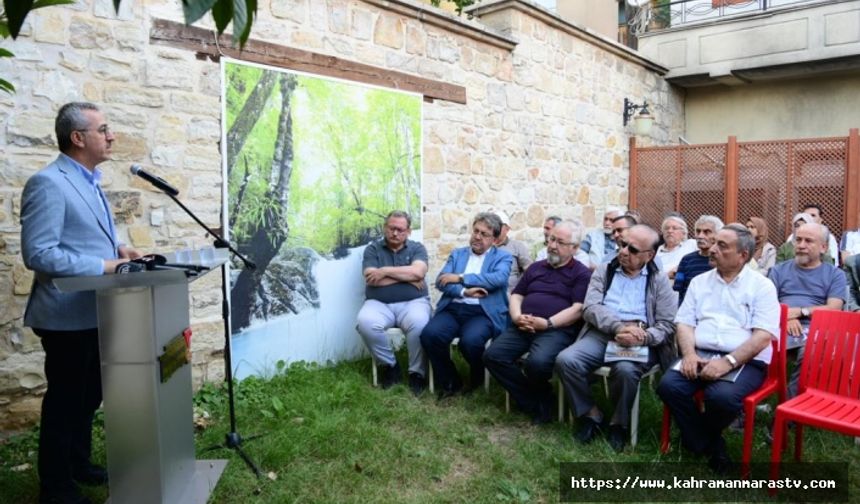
[110,132,148,162]
[128,225,155,248]
[33,11,67,45]
[374,14,404,50]
[59,50,88,72]
[351,8,373,41]
[6,114,55,147]
[89,52,134,82]
[144,54,195,90]
[271,0,307,23]
[423,146,444,174]
[69,17,114,50]
[106,190,143,224]
[406,23,425,55]
[291,31,324,49]
[328,0,350,35]
[12,263,32,296]
[104,84,165,108]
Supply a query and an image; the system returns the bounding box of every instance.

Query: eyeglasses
[547,236,575,247]
[76,125,111,136]
[472,228,494,239]
[386,225,409,234]
[619,240,647,255]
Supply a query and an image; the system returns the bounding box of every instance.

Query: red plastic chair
[661,304,788,477]
[769,310,860,488]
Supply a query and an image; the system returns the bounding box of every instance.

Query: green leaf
[32,0,77,8]
[0,78,15,95]
[182,0,219,25]
[259,409,274,419]
[0,48,14,58]
[0,22,10,38]
[271,396,283,413]
[230,0,247,45]
[5,0,36,39]
[112,0,121,13]
[237,0,256,47]
[211,0,233,35]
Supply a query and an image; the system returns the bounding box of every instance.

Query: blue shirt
[63,153,116,243]
[603,267,648,321]
[673,251,712,306]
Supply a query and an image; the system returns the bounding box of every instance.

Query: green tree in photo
[225,63,422,331]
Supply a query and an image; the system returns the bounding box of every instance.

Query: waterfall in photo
[229,245,368,379]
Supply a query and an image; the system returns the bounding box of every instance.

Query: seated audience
[533,216,562,261]
[420,212,512,398]
[658,224,780,473]
[601,214,636,265]
[674,215,723,305]
[357,211,432,393]
[580,208,622,268]
[768,223,845,398]
[745,216,776,275]
[846,253,860,312]
[493,210,532,293]
[655,215,697,278]
[839,226,860,264]
[798,203,840,265]
[555,224,677,452]
[484,220,592,424]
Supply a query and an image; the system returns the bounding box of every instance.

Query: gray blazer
[845,254,860,312]
[21,154,119,330]
[580,260,679,370]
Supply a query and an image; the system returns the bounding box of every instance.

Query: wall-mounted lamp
[623,98,654,136]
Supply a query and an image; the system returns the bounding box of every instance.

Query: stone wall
[0,0,682,430]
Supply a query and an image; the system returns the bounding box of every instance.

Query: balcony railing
[628,0,828,36]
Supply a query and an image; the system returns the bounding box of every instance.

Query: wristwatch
[546,318,554,330]
[725,354,739,369]
[459,273,465,283]
[800,307,811,319]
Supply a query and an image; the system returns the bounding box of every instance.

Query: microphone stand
[165,193,263,478]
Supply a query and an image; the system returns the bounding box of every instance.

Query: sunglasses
[619,240,646,255]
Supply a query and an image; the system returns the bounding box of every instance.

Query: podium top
[54,248,228,293]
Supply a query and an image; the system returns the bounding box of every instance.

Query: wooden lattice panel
[737,141,790,241]
[788,139,847,242]
[635,147,680,228]
[678,145,726,231]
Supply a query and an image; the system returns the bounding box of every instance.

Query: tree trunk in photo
[226,72,278,175]
[231,74,298,332]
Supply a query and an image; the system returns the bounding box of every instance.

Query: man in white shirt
[657,223,780,473]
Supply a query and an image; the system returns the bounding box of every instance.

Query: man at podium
[20,102,141,504]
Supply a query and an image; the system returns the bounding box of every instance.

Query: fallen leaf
[267,471,278,481]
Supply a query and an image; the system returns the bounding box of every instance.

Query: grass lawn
[1,354,857,503]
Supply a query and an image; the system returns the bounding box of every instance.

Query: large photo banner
[222,60,423,379]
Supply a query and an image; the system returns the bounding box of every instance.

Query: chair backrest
[767,304,789,386]
[798,310,860,398]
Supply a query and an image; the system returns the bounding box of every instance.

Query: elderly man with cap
[493,210,533,293]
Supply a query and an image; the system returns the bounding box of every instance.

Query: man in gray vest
[357,211,432,394]
[493,210,532,293]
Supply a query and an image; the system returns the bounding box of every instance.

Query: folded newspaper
[604,341,649,363]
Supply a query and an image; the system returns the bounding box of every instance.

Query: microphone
[130,164,179,196]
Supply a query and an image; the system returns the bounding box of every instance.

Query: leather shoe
[607,425,627,453]
[531,396,553,426]
[380,362,402,389]
[72,464,108,486]
[408,372,427,396]
[574,416,603,444]
[437,380,462,401]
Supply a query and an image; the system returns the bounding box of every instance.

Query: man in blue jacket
[421,212,512,398]
[21,102,140,504]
